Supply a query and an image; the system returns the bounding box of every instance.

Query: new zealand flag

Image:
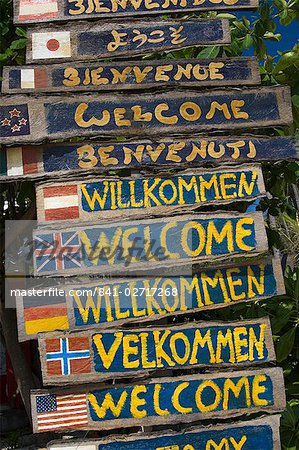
[0,104,30,137]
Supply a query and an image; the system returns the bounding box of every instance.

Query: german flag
[20,290,69,337]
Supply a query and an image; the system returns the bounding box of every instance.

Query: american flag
[34,231,82,274]
[35,393,88,432]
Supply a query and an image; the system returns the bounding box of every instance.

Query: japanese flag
[31,31,71,60]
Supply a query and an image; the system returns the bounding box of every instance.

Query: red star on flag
[9,108,21,118]
[1,118,11,126]
[11,124,21,133]
[19,118,28,125]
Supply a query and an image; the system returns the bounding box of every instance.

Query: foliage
[0,0,299,448]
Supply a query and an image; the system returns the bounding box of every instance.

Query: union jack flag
[34,232,82,274]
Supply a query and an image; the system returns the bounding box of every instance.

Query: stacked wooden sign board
[1,0,298,448]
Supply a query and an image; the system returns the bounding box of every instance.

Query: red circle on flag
[46,39,60,52]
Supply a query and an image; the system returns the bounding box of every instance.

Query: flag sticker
[19,0,58,21]
[31,32,71,60]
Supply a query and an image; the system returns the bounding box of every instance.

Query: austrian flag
[39,185,80,221]
[18,0,58,21]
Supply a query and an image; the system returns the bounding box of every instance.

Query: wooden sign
[47,415,282,450]
[1,136,297,181]
[14,0,259,24]
[31,367,285,432]
[33,212,268,276]
[26,19,230,63]
[35,165,266,224]
[0,87,292,145]
[16,257,284,341]
[2,57,260,94]
[38,317,275,385]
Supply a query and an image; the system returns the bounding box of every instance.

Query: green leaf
[263,32,282,41]
[292,95,299,108]
[243,34,253,49]
[216,13,236,19]
[197,46,220,59]
[273,51,299,74]
[276,326,297,362]
[273,0,287,9]
[10,38,27,50]
[15,27,26,37]
[280,9,296,26]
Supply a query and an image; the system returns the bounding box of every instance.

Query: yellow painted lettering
[155,103,178,124]
[236,218,254,251]
[131,385,147,418]
[123,334,139,369]
[88,391,127,418]
[75,103,110,128]
[215,329,235,363]
[92,332,123,369]
[223,377,251,410]
[172,382,192,414]
[231,100,249,119]
[180,101,201,121]
[252,374,268,406]
[196,380,222,413]
[190,329,216,364]
[206,221,234,255]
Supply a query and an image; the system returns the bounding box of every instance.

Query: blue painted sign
[15,0,259,24]
[27,20,230,63]
[35,166,265,223]
[2,58,260,93]
[38,318,275,385]
[31,367,285,432]
[47,416,282,450]
[33,212,268,276]
[16,257,284,341]
[1,137,297,180]
[0,87,292,144]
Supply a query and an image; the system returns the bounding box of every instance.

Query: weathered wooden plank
[33,212,268,277]
[35,165,266,224]
[38,317,275,385]
[14,0,259,25]
[26,19,231,64]
[47,415,282,450]
[1,136,297,181]
[1,57,260,94]
[0,87,292,145]
[16,257,284,341]
[31,367,285,433]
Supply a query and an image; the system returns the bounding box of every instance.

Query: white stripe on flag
[20,2,58,16]
[7,147,23,176]
[38,413,89,424]
[21,69,35,89]
[38,419,89,431]
[44,195,79,210]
